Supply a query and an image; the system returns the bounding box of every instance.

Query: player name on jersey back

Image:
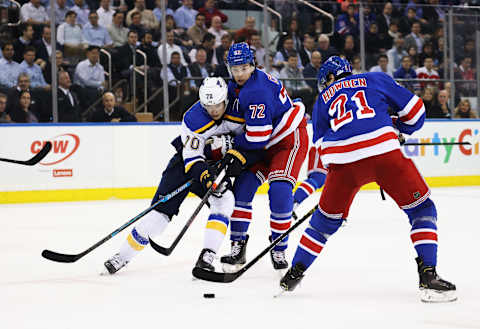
[322,78,367,103]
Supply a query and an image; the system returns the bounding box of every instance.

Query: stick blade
[26,141,52,165]
[41,249,81,263]
[148,237,172,256]
[192,267,239,283]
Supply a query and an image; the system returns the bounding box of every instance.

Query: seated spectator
[317,34,337,61]
[454,99,478,119]
[126,0,158,30]
[212,49,229,78]
[6,73,37,117]
[56,71,82,122]
[57,11,88,61]
[199,0,227,27]
[393,55,417,93]
[188,48,212,89]
[128,11,147,39]
[88,91,137,122]
[71,0,89,27]
[20,0,49,27]
[0,93,12,123]
[11,91,38,123]
[166,51,191,88]
[108,11,129,47]
[376,1,393,37]
[0,42,21,89]
[398,7,418,36]
[187,13,207,47]
[336,4,358,36]
[279,51,314,114]
[369,54,393,77]
[387,35,407,73]
[44,50,73,85]
[407,46,420,69]
[428,89,451,118]
[274,36,301,69]
[297,34,315,68]
[421,87,435,115]
[302,50,322,90]
[386,21,400,49]
[139,31,161,68]
[13,23,34,63]
[34,26,55,63]
[341,35,357,63]
[83,11,113,48]
[188,32,215,65]
[234,16,257,43]
[351,55,364,74]
[415,57,439,90]
[52,0,69,25]
[97,0,115,28]
[208,15,228,47]
[404,22,424,54]
[153,0,174,24]
[250,33,265,68]
[455,38,475,65]
[157,30,188,66]
[115,30,140,76]
[456,56,476,97]
[165,14,194,50]
[212,33,231,66]
[19,47,50,91]
[74,46,105,109]
[365,22,385,59]
[174,0,197,30]
[280,18,302,51]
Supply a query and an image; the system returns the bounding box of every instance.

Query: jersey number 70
[329,90,375,131]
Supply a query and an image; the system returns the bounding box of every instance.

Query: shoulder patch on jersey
[183,101,215,134]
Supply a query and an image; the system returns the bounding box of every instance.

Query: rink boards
[0,120,479,203]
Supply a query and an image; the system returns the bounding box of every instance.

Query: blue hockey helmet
[317,56,352,90]
[227,42,255,67]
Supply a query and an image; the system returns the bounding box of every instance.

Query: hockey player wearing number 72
[280,56,456,303]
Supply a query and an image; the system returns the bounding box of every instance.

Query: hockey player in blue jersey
[280,56,456,302]
[217,42,309,272]
[103,77,247,274]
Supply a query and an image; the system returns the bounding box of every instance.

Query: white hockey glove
[208,134,234,156]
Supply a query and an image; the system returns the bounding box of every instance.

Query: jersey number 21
[329,90,375,131]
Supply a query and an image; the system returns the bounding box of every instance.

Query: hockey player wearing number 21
[280,56,457,303]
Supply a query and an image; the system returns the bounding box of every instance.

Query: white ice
[2,187,479,329]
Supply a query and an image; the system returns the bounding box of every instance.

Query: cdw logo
[31,133,80,166]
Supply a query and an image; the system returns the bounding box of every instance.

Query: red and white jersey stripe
[299,232,325,256]
[397,95,425,126]
[410,228,438,247]
[320,126,400,166]
[266,101,305,149]
[245,124,273,143]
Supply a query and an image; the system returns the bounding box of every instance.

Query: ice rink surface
[2,187,479,329]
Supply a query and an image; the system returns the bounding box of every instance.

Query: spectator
[153,0,174,24]
[341,34,356,63]
[365,22,386,59]
[274,36,301,69]
[422,0,445,34]
[384,20,400,50]
[428,89,451,118]
[418,42,439,68]
[56,71,82,122]
[157,30,188,66]
[34,26,54,63]
[126,0,158,30]
[188,48,212,89]
[71,0,89,27]
[421,87,435,116]
[250,33,265,68]
[187,13,207,47]
[336,4,358,36]
[44,50,72,85]
[165,51,191,88]
[355,4,376,34]
[404,21,424,54]
[398,7,418,36]
[387,35,408,73]
[116,30,141,76]
[376,2,393,36]
[6,73,37,118]
[393,55,417,93]
[174,0,197,30]
[303,50,322,90]
[88,91,137,122]
[0,93,12,123]
[234,16,257,43]
[208,15,228,47]
[0,42,21,89]
[139,31,161,68]
[74,46,105,108]
[57,11,87,61]
[456,56,476,97]
[317,34,337,61]
[369,54,393,77]
[298,34,316,68]
[20,0,49,27]
[19,47,50,91]
[212,49,229,78]
[52,0,69,25]
[455,39,475,65]
[454,99,478,119]
[13,24,35,63]
[198,0,227,27]
[416,57,439,90]
[188,32,215,65]
[280,18,302,51]
[11,91,38,123]
[165,14,194,50]
[108,11,129,47]
[407,45,420,69]
[83,11,113,48]
[129,12,147,39]
[351,55,364,74]
[213,32,231,66]
[97,0,115,28]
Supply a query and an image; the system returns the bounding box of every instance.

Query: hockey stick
[149,169,227,256]
[403,142,471,146]
[0,141,52,166]
[41,180,193,263]
[192,205,318,283]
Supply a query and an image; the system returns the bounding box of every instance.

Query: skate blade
[420,289,457,303]
[273,289,287,298]
[222,263,243,273]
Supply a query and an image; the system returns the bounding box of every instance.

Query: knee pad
[233,171,261,203]
[404,198,437,226]
[269,180,293,213]
[208,190,234,218]
[309,209,343,236]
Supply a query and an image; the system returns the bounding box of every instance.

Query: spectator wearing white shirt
[250,33,265,68]
[174,0,197,30]
[108,11,129,47]
[369,54,393,77]
[157,30,187,66]
[74,45,105,108]
[20,0,49,27]
[71,0,89,27]
[126,0,159,30]
[57,10,87,61]
[83,11,113,48]
[387,35,408,73]
[19,47,49,90]
[97,0,115,28]
[208,15,227,47]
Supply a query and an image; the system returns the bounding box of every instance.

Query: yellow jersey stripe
[194,120,215,134]
[185,158,202,173]
[127,234,146,251]
[224,114,245,123]
[206,220,228,235]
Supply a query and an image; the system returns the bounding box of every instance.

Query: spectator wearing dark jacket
[88,92,137,122]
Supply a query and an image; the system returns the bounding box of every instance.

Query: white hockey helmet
[199,77,228,107]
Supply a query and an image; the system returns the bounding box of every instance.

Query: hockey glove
[208,134,234,159]
[221,149,247,177]
[200,167,215,191]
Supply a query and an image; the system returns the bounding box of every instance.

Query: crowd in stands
[0,0,478,123]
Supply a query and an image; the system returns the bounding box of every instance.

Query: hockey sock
[203,191,234,253]
[269,181,293,252]
[292,208,342,269]
[404,198,438,266]
[119,210,170,261]
[293,172,326,204]
[230,171,260,241]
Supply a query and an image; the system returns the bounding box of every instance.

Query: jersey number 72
[329,90,375,131]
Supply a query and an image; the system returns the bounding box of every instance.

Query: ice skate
[193,248,216,272]
[103,253,128,275]
[280,262,306,292]
[269,236,288,271]
[220,235,249,273]
[416,257,457,303]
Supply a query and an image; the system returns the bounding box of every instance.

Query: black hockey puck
[203,293,215,298]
